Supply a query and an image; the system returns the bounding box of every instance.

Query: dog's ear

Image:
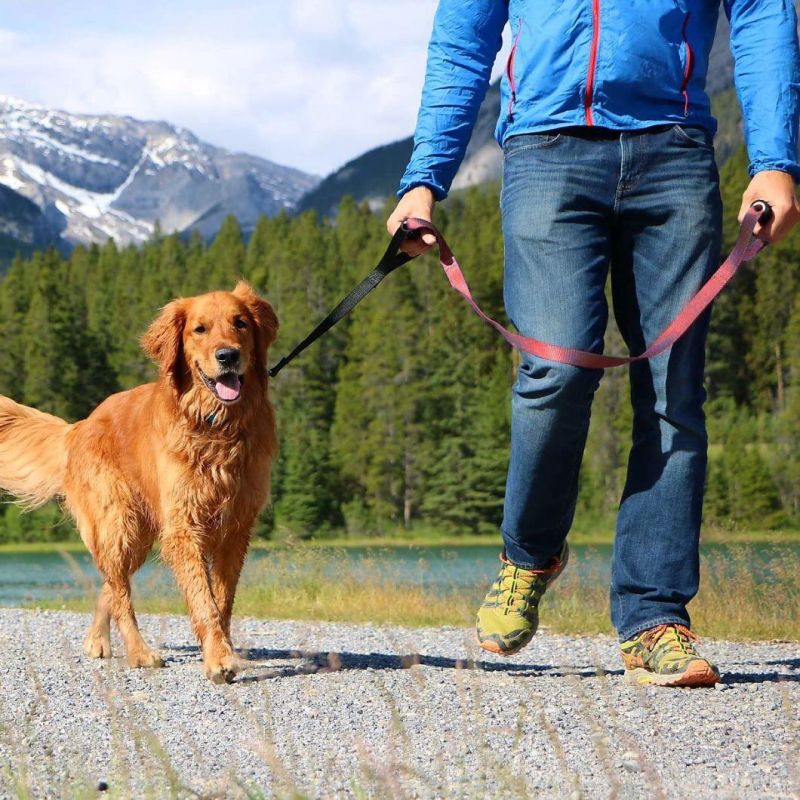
[233,281,279,351]
[141,299,187,386]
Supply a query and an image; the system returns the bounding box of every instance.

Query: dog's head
[141,282,279,405]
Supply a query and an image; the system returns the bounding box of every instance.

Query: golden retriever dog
[0,282,278,683]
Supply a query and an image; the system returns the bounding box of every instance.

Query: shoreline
[1,527,799,555]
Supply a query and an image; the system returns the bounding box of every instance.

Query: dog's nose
[215,347,240,368]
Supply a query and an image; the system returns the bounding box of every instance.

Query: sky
[0,1,510,177]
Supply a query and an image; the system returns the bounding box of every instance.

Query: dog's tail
[0,395,72,508]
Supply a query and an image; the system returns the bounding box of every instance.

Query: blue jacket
[398,0,800,199]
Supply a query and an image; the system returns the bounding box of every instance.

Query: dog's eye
[234,319,248,330]
[194,324,206,334]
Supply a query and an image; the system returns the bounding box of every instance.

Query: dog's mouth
[197,367,245,404]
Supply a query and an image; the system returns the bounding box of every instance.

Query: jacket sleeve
[724,0,800,181]
[397,0,508,200]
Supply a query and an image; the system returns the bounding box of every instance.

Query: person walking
[387,0,800,686]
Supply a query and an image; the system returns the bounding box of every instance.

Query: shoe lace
[498,566,536,613]
[640,624,700,654]
[497,553,563,614]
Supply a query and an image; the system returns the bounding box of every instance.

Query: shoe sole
[476,546,570,657]
[624,660,720,687]
[475,632,532,657]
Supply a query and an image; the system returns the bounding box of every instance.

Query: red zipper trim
[506,21,522,120]
[584,0,601,126]
[680,13,694,117]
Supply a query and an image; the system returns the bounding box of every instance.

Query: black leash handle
[268,224,416,377]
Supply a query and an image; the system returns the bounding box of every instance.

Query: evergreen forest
[0,145,797,542]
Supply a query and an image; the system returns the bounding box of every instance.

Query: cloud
[0,1,510,176]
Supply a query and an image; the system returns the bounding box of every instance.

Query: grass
[0,540,88,554]
[2,522,799,554]
[32,542,800,642]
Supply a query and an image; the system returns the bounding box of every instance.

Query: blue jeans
[499,125,722,641]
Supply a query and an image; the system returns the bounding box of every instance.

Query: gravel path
[0,609,797,799]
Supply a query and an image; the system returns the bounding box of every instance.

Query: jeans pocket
[671,124,713,151]
[503,132,563,159]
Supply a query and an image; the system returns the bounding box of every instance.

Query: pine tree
[331,262,425,530]
[707,146,759,405]
[409,187,513,531]
[718,426,783,529]
[772,296,800,519]
[0,256,32,400]
[207,216,246,289]
[269,212,342,534]
[21,251,82,417]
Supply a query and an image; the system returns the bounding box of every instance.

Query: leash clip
[267,357,288,379]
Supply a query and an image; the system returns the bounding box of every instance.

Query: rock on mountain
[449,81,503,193]
[0,183,65,262]
[297,81,503,218]
[297,138,414,218]
[0,96,319,248]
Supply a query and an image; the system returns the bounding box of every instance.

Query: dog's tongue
[215,374,241,401]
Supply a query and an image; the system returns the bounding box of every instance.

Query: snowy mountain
[0,96,319,248]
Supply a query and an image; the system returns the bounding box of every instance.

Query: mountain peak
[0,97,319,249]
[0,95,51,113]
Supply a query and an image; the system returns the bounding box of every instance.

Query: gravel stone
[0,609,797,799]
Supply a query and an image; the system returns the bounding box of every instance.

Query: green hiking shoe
[620,624,720,687]
[476,543,569,656]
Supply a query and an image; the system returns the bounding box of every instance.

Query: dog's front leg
[161,527,237,684]
[211,526,252,648]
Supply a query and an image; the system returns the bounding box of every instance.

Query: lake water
[0,541,796,607]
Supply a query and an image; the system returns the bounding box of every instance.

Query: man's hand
[386,186,437,256]
[738,170,800,243]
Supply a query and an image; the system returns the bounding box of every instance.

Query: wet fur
[0,282,278,683]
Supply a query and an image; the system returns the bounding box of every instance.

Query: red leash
[402,202,770,369]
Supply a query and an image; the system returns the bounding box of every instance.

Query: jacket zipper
[584,0,601,125]
[506,21,522,121]
[680,13,694,116]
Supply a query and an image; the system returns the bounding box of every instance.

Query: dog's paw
[126,648,166,669]
[204,653,238,684]
[205,663,236,684]
[83,632,113,659]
